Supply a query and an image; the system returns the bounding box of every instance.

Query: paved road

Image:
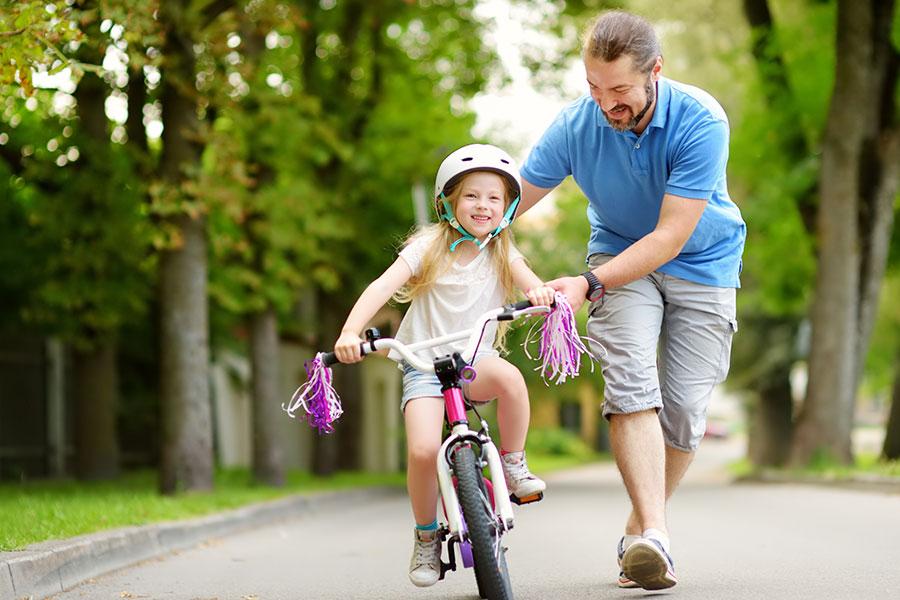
[51,439,900,600]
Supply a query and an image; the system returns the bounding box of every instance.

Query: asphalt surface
[44,438,900,600]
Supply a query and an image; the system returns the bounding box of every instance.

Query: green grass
[0,469,405,551]
[729,453,900,480]
[0,448,605,552]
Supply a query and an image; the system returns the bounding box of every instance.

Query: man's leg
[624,444,694,535]
[612,410,667,535]
[619,277,737,588]
[615,410,679,590]
[586,254,670,588]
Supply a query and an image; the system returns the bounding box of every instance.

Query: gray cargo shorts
[586,253,738,451]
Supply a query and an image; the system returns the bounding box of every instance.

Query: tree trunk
[157,0,213,494]
[68,8,120,481]
[72,342,120,480]
[311,290,363,475]
[158,214,212,493]
[250,305,285,486]
[790,0,873,467]
[749,368,793,467]
[853,0,900,392]
[882,362,900,460]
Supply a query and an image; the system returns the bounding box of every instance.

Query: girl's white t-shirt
[391,232,523,363]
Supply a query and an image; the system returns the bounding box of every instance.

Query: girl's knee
[497,369,527,400]
[407,442,440,465]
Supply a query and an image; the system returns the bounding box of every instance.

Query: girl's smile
[454,171,508,241]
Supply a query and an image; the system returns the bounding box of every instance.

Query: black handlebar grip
[510,299,534,310]
[321,342,369,367]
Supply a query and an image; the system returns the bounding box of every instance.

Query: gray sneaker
[501,451,546,499]
[408,529,441,587]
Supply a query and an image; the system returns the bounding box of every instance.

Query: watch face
[582,271,604,301]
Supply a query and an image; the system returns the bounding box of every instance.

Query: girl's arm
[510,258,555,307]
[334,257,412,363]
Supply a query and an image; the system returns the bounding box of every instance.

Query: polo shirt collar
[648,77,670,130]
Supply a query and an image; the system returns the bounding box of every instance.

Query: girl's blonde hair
[393,171,518,350]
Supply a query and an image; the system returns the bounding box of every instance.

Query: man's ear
[652,56,663,80]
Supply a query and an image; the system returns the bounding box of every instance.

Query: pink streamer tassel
[282,353,343,434]
[524,292,603,385]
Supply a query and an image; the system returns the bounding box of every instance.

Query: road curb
[0,486,400,600]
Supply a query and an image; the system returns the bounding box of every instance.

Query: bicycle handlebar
[321,299,552,370]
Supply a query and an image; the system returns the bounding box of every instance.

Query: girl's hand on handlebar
[526,284,556,307]
[334,331,364,363]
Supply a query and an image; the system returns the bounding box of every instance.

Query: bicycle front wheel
[453,444,514,600]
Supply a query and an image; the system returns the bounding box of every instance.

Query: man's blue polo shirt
[521,77,745,288]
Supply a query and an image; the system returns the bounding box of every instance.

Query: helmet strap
[439,193,520,253]
[477,196,520,250]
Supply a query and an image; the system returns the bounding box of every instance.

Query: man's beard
[603,77,655,132]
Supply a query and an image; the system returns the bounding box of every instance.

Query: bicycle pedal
[509,491,543,505]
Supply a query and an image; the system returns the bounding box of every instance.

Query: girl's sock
[416,519,438,531]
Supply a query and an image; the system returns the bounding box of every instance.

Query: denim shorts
[586,253,738,451]
[399,353,493,412]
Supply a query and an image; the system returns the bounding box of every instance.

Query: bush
[527,428,595,459]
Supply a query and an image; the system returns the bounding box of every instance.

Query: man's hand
[546,275,589,313]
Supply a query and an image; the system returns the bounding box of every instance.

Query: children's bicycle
[287,294,597,599]
[320,300,549,600]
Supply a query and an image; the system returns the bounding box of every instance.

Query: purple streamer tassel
[282,353,343,434]
[523,292,603,385]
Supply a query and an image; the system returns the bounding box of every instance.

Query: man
[519,11,745,591]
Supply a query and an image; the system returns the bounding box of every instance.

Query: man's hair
[583,11,661,73]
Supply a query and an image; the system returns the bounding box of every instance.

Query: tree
[734,0,820,466]
[154,0,237,494]
[1,1,154,480]
[791,0,900,466]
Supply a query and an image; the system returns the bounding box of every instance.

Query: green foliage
[526,427,595,459]
[0,1,83,94]
[1,88,152,349]
[865,276,900,394]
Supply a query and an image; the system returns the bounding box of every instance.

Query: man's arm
[518,179,556,215]
[548,193,707,310]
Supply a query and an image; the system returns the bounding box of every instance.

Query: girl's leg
[466,356,545,498]
[403,395,445,524]
[465,356,529,452]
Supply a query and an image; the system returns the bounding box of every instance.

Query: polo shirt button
[634,144,640,149]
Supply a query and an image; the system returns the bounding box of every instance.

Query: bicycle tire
[476,544,514,600]
[453,445,514,600]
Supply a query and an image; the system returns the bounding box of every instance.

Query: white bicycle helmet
[433,144,522,251]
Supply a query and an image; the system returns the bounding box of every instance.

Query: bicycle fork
[437,424,515,540]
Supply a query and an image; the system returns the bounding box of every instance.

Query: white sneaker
[408,529,441,587]
[501,451,546,498]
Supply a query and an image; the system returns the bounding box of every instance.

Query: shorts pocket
[716,319,738,382]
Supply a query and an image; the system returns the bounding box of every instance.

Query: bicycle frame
[436,382,514,540]
[319,300,550,582]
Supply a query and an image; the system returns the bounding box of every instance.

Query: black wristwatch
[580,271,605,302]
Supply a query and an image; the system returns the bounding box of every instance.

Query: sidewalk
[0,487,400,600]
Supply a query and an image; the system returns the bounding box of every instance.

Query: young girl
[333,144,554,588]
